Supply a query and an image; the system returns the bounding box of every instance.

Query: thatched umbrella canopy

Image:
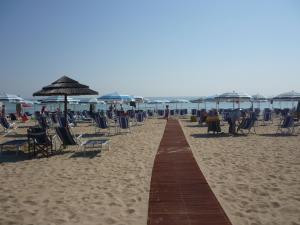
[33,76,98,124]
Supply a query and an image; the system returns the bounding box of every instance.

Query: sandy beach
[181,118,300,225]
[0,117,300,225]
[0,119,166,225]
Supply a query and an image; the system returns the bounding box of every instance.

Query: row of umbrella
[191,91,300,103]
[2,76,300,124]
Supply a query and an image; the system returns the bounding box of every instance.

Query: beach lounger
[0,116,17,136]
[118,116,130,133]
[237,117,256,134]
[55,126,110,155]
[277,115,295,135]
[94,114,111,135]
[135,112,145,125]
[262,110,272,125]
[37,116,50,129]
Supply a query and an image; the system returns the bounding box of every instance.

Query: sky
[0,0,300,98]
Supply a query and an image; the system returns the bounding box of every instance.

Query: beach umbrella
[273,91,300,101]
[273,91,300,108]
[251,94,268,109]
[33,76,98,124]
[0,93,24,103]
[170,99,190,109]
[190,97,204,110]
[78,97,101,104]
[133,96,144,103]
[216,91,251,109]
[190,97,204,103]
[97,92,133,104]
[40,96,79,104]
[202,95,219,109]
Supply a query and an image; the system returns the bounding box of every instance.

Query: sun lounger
[237,117,256,134]
[55,126,110,155]
[277,115,295,135]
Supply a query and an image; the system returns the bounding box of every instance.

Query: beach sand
[180,118,300,225]
[1,117,300,225]
[0,119,166,225]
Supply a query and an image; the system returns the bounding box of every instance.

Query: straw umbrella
[33,76,98,124]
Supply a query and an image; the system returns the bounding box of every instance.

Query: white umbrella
[273,91,300,108]
[40,96,79,104]
[273,91,300,101]
[0,93,24,103]
[170,99,190,110]
[216,91,251,109]
[252,94,268,108]
[79,97,102,104]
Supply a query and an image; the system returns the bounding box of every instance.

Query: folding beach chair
[55,126,110,155]
[37,116,50,129]
[27,127,54,157]
[135,112,145,125]
[118,116,131,133]
[262,110,272,125]
[94,114,111,135]
[277,115,295,135]
[237,117,256,134]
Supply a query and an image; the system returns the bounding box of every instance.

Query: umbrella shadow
[69,150,101,159]
[191,132,230,138]
[3,133,27,138]
[0,151,30,163]
[258,133,298,137]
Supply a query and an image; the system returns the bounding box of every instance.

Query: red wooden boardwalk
[147,119,232,225]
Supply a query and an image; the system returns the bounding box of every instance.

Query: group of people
[0,103,29,122]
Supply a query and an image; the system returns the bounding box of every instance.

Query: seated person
[206,110,221,133]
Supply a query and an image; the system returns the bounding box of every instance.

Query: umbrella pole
[64,94,68,126]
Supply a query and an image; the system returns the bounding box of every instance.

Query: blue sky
[0,0,299,98]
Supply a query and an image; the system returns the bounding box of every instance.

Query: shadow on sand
[69,150,101,159]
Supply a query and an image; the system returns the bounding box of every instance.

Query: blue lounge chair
[94,114,111,135]
[277,115,295,135]
[118,116,130,133]
[237,117,256,134]
[135,112,145,125]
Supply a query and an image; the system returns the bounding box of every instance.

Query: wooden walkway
[147,118,232,225]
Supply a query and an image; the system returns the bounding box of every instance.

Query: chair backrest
[55,127,77,145]
[119,116,129,129]
[50,113,58,124]
[57,116,67,127]
[37,116,49,129]
[136,113,144,122]
[263,111,272,121]
[95,114,108,128]
[0,116,10,129]
[282,115,294,128]
[243,118,255,129]
[27,127,51,145]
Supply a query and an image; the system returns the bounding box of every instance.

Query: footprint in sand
[126,208,135,214]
